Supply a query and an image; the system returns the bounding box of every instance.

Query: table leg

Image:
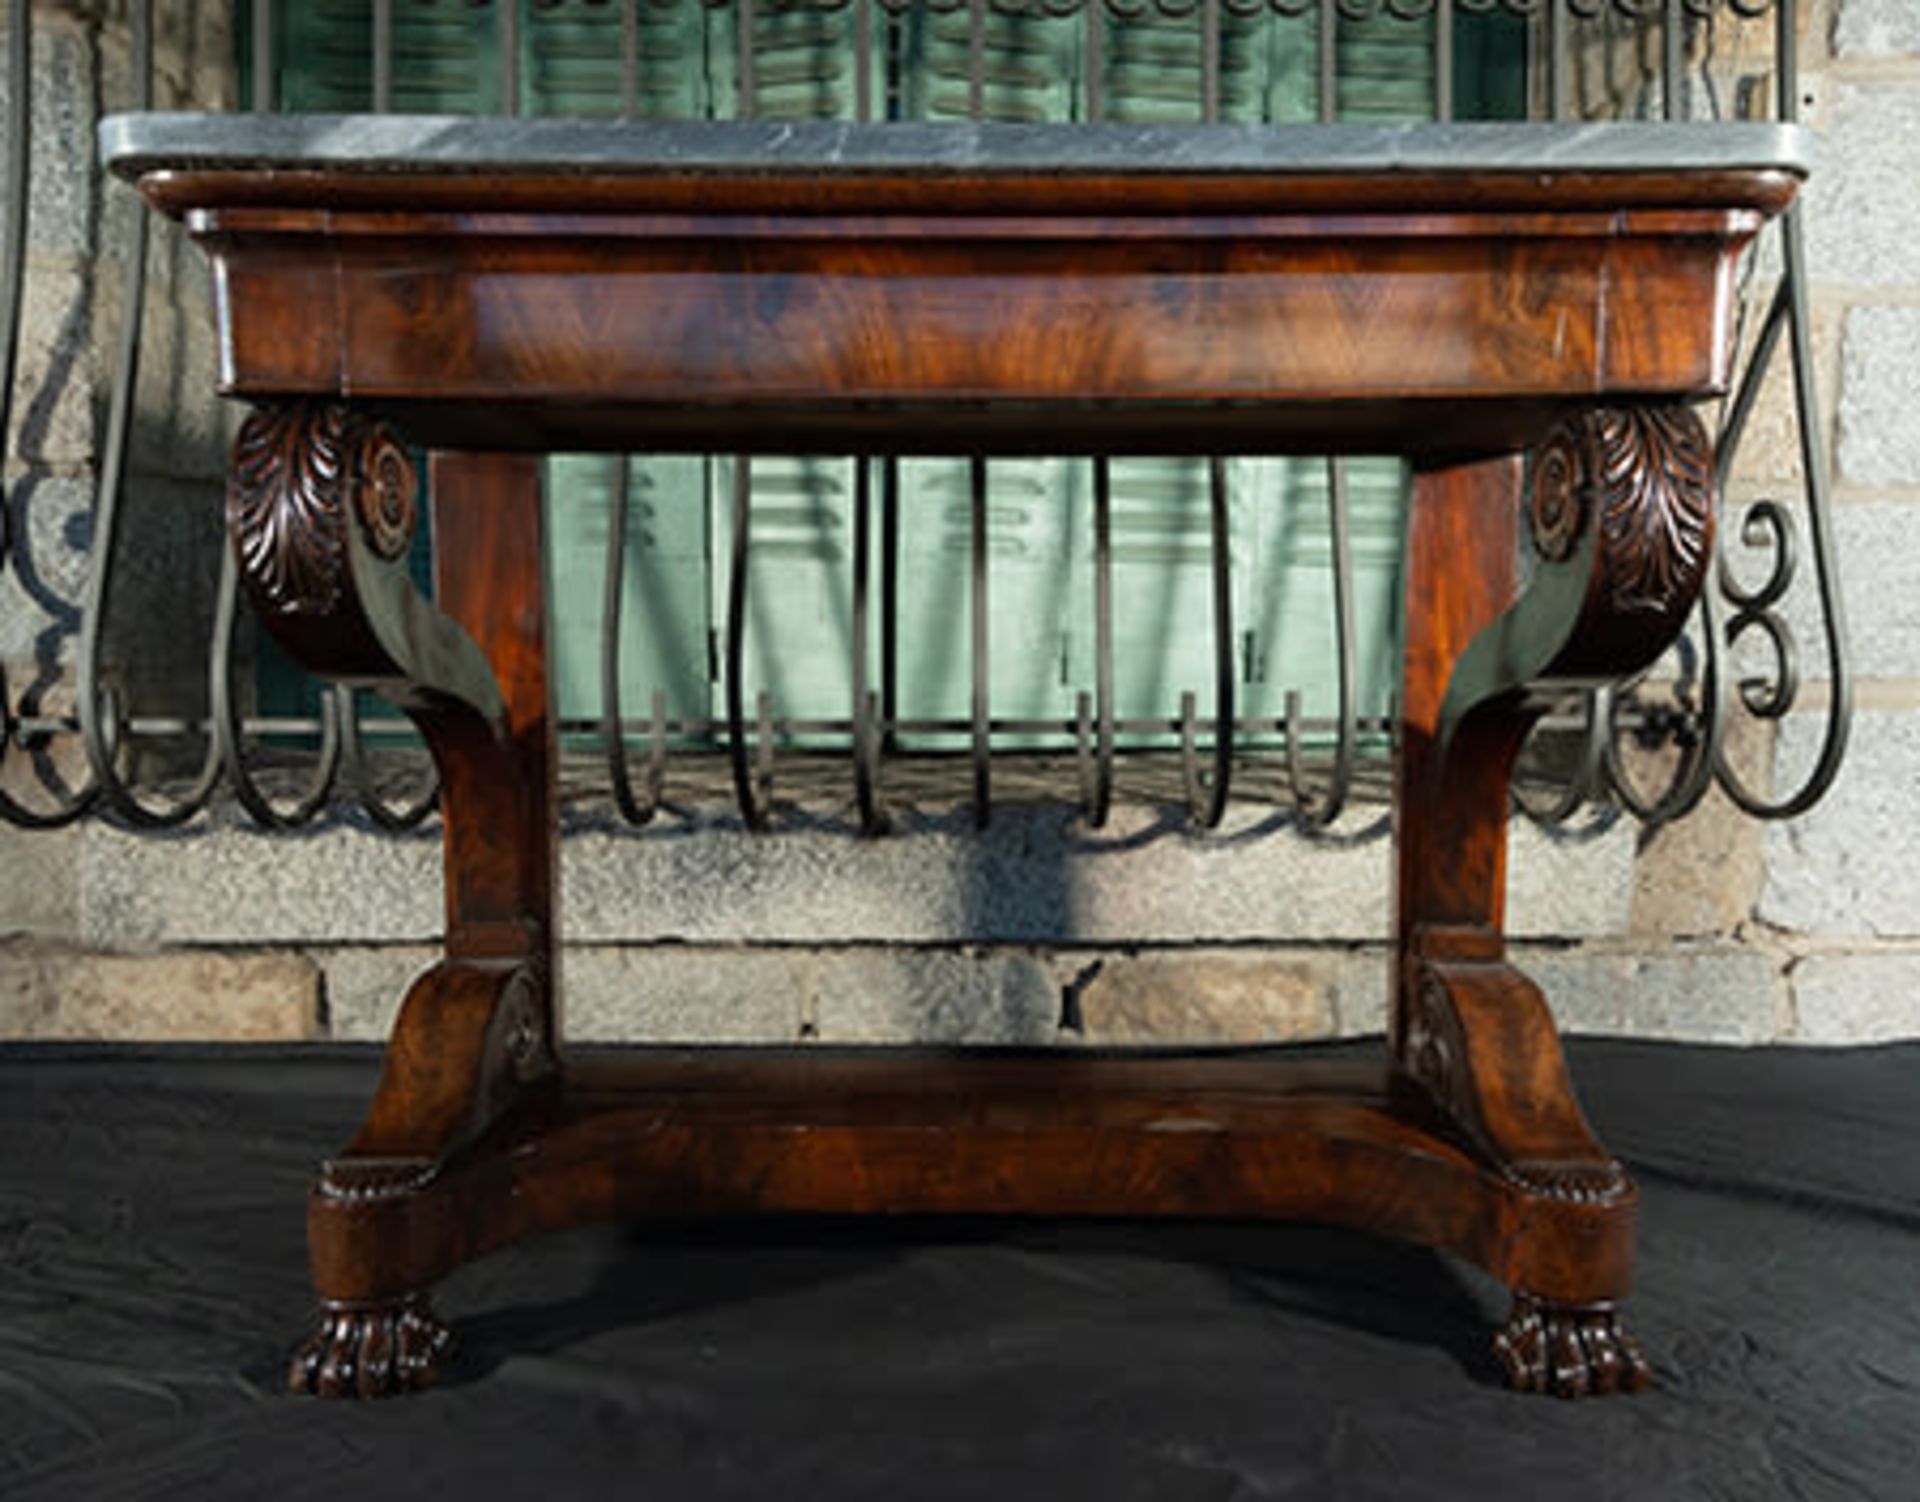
[221,406,556,1396]
[1397,407,1714,1396]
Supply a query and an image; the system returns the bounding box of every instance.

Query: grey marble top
[101,114,1811,181]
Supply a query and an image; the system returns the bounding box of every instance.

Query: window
[239,1,1525,757]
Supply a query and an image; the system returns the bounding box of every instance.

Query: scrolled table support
[1395,402,1713,1397]
[225,403,557,1397]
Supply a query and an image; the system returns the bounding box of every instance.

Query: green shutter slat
[892,459,1079,750]
[713,457,864,749]
[1063,459,1251,748]
[524,1,710,121]
[899,8,1081,124]
[1241,457,1405,749]
[547,455,711,745]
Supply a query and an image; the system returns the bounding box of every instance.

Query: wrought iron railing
[0,0,1849,835]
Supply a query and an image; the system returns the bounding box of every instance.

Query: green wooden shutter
[888,8,1082,748]
[546,455,711,738]
[528,4,718,744]
[1240,11,1439,746]
[244,3,1523,762]
[703,4,870,747]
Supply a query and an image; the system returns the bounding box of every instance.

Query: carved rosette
[1401,969,1465,1124]
[228,402,419,618]
[357,427,420,562]
[1527,427,1584,564]
[1529,404,1713,617]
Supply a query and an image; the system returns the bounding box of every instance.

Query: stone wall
[1,0,1915,1047]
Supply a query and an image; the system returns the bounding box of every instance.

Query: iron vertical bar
[210,541,342,828]
[621,0,641,119]
[725,459,769,828]
[1202,0,1220,123]
[881,455,900,752]
[738,0,756,119]
[335,682,439,829]
[1181,458,1234,829]
[1084,0,1103,122]
[78,0,221,826]
[602,456,658,824]
[1663,0,1684,122]
[500,0,521,116]
[1546,0,1566,122]
[968,0,986,121]
[251,0,275,111]
[1777,0,1799,122]
[855,0,872,123]
[0,0,62,826]
[1287,458,1355,826]
[851,458,884,832]
[1435,0,1454,123]
[970,455,990,827]
[1,0,29,477]
[373,0,394,111]
[1317,0,1336,122]
[1088,454,1115,827]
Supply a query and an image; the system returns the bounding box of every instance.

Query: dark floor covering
[1,1039,1915,1501]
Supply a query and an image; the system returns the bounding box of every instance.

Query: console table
[103,115,1804,1401]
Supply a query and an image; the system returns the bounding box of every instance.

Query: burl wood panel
[204,209,1749,443]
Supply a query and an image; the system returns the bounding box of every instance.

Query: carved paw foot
[289,1296,453,1399]
[1493,1293,1651,1398]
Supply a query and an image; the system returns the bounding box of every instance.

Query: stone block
[565,945,808,1043]
[316,942,811,1044]
[1776,500,1920,683]
[1328,945,1392,1037]
[560,803,1632,949]
[0,19,95,260]
[78,789,1638,954]
[1792,949,1920,1042]
[1838,307,1920,488]
[1059,948,1334,1046]
[1836,0,1920,56]
[1808,87,1920,292]
[1627,715,1770,938]
[79,814,444,947]
[1761,708,1920,938]
[6,266,96,465]
[311,943,437,1041]
[811,946,1058,1044]
[1507,816,1636,939]
[0,819,77,937]
[0,473,92,670]
[1523,943,1784,1044]
[1717,304,1838,493]
[0,939,321,1040]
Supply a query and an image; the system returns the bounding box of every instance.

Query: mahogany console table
[104,115,1804,1400]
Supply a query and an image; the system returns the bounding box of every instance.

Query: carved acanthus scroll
[225,401,502,722]
[229,401,419,618]
[1441,402,1716,740]
[1528,403,1713,622]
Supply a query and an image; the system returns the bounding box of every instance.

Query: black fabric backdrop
[2,1039,1916,1500]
